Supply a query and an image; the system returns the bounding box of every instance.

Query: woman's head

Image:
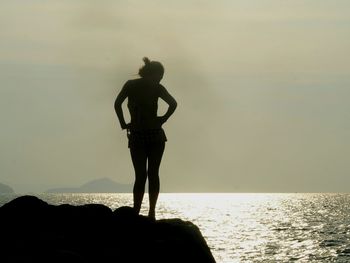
[138,57,164,82]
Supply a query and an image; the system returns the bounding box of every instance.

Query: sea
[1,193,350,263]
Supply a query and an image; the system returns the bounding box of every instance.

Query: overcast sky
[1,0,349,193]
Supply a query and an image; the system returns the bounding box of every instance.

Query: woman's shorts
[127,128,167,148]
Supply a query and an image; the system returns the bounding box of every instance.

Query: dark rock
[0,195,216,263]
[0,183,14,193]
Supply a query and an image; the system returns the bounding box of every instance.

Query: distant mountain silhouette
[46,178,131,193]
[0,183,14,194]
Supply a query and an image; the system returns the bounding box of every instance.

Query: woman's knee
[135,170,147,183]
[148,171,159,182]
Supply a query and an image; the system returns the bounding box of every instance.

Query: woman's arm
[114,82,129,130]
[159,85,177,124]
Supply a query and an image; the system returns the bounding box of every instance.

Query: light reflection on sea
[1,193,350,263]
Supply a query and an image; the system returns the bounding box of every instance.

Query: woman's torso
[126,78,162,130]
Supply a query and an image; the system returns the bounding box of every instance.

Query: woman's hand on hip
[121,123,132,130]
[157,116,167,126]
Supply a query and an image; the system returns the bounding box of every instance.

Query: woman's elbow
[114,100,122,112]
[172,99,178,109]
[114,97,123,107]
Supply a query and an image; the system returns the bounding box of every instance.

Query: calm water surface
[1,193,350,263]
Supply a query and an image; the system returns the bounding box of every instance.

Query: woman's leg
[147,142,165,219]
[130,146,148,214]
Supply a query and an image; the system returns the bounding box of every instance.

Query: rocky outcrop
[0,195,216,263]
[0,183,14,193]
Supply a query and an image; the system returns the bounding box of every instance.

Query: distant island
[46,178,132,193]
[0,183,14,194]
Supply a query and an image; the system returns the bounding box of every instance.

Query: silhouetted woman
[114,57,177,219]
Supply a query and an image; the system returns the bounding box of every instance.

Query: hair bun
[143,57,151,65]
[138,57,164,78]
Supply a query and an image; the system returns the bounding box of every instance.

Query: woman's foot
[133,206,141,215]
[148,210,156,221]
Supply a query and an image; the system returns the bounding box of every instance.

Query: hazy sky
[1,1,349,193]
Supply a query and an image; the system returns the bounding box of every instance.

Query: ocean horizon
[1,193,350,263]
